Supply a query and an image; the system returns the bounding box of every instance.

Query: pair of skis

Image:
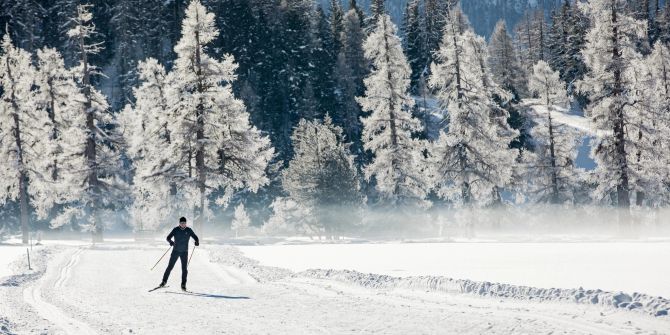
[148,285,191,293]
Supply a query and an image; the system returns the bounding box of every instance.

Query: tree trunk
[194,8,206,234]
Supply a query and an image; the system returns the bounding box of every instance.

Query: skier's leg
[180,252,188,288]
[162,251,179,284]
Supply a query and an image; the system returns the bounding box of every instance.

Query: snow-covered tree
[68,4,127,241]
[32,48,88,226]
[428,8,519,207]
[547,1,588,97]
[489,20,527,99]
[282,116,363,236]
[526,61,582,204]
[402,0,423,93]
[626,42,670,207]
[514,10,548,71]
[0,34,44,244]
[231,203,250,238]
[118,58,176,231]
[577,0,647,208]
[644,43,670,206]
[357,14,430,208]
[164,0,273,233]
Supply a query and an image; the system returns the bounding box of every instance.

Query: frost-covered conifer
[68,4,126,241]
[231,203,250,238]
[526,61,582,204]
[357,14,430,208]
[577,0,647,208]
[118,58,176,231]
[33,48,88,227]
[429,9,518,207]
[0,34,44,243]
[164,0,273,232]
[282,116,363,236]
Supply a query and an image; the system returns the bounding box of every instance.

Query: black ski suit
[162,227,199,286]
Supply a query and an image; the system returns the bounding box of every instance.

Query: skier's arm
[166,229,175,246]
[189,228,200,246]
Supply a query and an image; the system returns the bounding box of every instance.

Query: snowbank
[299,269,670,317]
[208,244,670,318]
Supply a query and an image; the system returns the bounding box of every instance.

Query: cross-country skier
[159,217,199,291]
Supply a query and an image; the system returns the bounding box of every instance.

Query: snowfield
[0,240,668,334]
[239,242,670,298]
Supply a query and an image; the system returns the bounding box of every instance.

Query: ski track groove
[22,247,97,335]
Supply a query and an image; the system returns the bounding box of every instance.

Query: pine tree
[282,116,362,236]
[32,48,88,228]
[526,61,582,204]
[428,9,518,207]
[68,4,126,241]
[118,58,177,231]
[402,0,423,93]
[489,20,527,99]
[166,0,273,233]
[577,0,647,208]
[547,1,588,96]
[0,34,43,244]
[488,19,530,150]
[231,203,250,238]
[369,0,386,28]
[329,0,345,56]
[642,42,670,205]
[357,14,430,207]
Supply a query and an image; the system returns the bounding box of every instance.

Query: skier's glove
[169,241,174,246]
[195,241,199,246]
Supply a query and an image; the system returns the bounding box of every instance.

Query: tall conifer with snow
[526,61,582,204]
[68,4,126,241]
[428,8,518,207]
[282,117,362,236]
[118,58,176,231]
[643,43,670,205]
[577,0,647,208]
[33,48,88,227]
[357,14,430,208]
[164,0,273,233]
[0,34,44,244]
[547,1,588,98]
[489,20,527,99]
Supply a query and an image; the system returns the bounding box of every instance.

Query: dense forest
[2,0,670,242]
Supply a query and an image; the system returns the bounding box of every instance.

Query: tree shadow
[164,291,250,299]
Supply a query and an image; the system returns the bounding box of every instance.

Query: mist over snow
[3,0,670,333]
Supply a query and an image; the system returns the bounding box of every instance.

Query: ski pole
[150,245,172,270]
[188,244,196,266]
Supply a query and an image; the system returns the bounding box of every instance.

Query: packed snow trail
[1,243,669,334]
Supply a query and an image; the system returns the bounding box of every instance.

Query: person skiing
[159,217,199,291]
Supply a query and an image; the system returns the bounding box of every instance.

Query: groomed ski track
[1,243,669,334]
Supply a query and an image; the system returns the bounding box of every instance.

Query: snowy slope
[0,241,668,334]
[521,99,602,169]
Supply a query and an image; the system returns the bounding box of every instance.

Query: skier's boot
[181,284,187,291]
[159,281,166,288]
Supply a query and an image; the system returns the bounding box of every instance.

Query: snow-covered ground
[0,245,28,279]
[239,242,670,298]
[0,240,669,334]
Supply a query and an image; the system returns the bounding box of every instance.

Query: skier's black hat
[179,217,187,223]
